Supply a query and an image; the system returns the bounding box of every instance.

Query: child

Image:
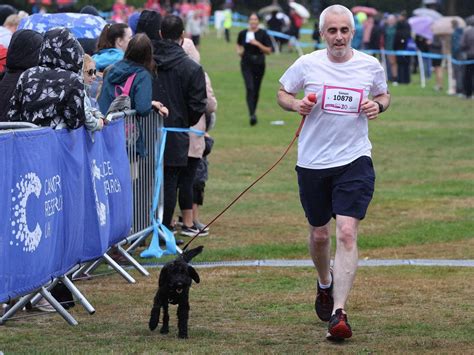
[82,54,105,133]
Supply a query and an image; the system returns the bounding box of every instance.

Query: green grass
[1,30,473,353]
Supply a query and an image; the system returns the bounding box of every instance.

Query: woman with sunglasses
[83,54,105,132]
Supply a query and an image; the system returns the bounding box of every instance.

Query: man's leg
[332,215,359,312]
[308,222,331,285]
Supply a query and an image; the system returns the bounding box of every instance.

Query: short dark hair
[124,33,155,72]
[160,15,184,41]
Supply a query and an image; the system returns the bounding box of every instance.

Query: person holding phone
[236,13,272,126]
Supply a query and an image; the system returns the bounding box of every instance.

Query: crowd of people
[0,4,217,247]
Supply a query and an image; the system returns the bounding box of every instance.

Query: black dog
[149,246,203,338]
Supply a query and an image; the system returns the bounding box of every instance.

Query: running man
[277,4,390,341]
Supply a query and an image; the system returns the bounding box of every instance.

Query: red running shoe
[327,308,352,341]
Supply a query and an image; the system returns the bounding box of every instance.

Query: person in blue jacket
[98,33,167,117]
[93,23,132,72]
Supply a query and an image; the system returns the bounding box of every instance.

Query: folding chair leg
[103,254,136,283]
[59,276,95,315]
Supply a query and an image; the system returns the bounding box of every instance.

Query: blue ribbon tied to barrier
[140,127,205,259]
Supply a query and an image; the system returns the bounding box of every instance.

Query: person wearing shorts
[277,4,390,341]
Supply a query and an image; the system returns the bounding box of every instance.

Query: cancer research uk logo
[10,172,63,253]
[91,159,122,226]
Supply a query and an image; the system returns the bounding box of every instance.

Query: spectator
[236,13,272,126]
[460,19,474,99]
[414,35,431,79]
[186,10,202,49]
[112,0,132,24]
[98,34,167,254]
[93,23,132,72]
[362,14,374,49]
[128,11,141,35]
[223,7,232,43]
[288,8,303,40]
[430,34,443,91]
[7,28,85,129]
[451,20,464,95]
[136,9,162,42]
[384,14,398,83]
[0,45,6,73]
[151,15,207,238]
[0,29,42,122]
[0,14,21,48]
[0,5,17,26]
[78,5,102,55]
[311,21,321,50]
[178,38,217,237]
[98,33,166,119]
[82,54,104,133]
[267,10,284,50]
[393,11,412,84]
[351,13,364,50]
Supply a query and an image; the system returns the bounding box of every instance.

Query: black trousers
[241,61,265,117]
[464,62,474,98]
[163,158,200,228]
[397,56,411,84]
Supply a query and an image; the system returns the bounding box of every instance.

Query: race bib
[321,85,364,115]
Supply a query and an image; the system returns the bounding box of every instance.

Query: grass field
[0,30,473,353]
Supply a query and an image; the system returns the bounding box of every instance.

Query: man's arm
[277,86,316,116]
[360,92,391,120]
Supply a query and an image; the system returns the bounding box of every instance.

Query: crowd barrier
[0,111,176,325]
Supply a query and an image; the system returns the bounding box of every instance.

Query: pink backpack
[106,73,137,115]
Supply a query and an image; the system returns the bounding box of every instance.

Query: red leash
[183,94,315,251]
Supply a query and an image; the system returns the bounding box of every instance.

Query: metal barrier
[1,111,173,325]
[72,110,173,281]
[0,122,95,325]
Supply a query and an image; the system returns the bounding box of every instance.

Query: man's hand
[295,93,317,116]
[361,99,380,120]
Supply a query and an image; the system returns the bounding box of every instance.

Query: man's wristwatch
[374,100,384,113]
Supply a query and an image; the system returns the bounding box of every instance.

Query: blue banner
[0,120,132,302]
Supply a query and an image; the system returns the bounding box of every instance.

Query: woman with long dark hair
[98,33,167,117]
[236,13,272,126]
[93,23,132,72]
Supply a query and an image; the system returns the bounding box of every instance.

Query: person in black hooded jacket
[152,15,207,235]
[0,29,42,122]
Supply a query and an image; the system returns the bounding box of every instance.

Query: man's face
[321,12,354,61]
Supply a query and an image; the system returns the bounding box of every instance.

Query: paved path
[143,259,474,268]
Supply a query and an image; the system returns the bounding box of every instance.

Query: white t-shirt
[279,49,387,169]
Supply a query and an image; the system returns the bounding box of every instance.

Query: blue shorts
[296,156,375,227]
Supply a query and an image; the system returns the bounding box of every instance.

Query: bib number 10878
[321,85,363,115]
[333,94,353,102]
